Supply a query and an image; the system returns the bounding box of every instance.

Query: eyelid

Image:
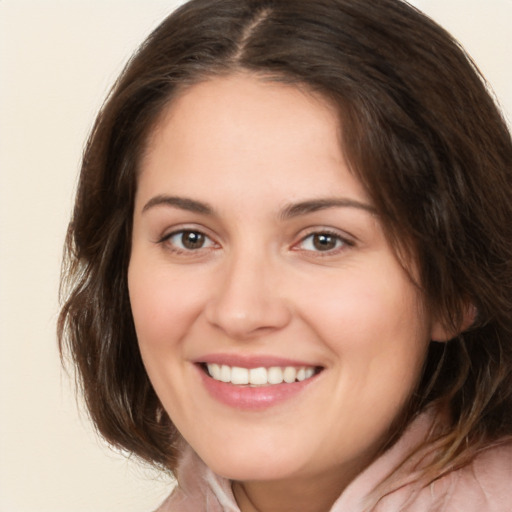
[157,222,213,241]
[157,225,220,253]
[292,227,355,254]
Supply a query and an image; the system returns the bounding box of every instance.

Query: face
[129,74,441,490]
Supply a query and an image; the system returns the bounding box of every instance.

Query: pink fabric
[156,411,512,511]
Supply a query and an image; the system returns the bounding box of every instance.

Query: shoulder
[454,440,512,508]
[152,485,206,512]
[362,425,512,512]
[401,440,512,512]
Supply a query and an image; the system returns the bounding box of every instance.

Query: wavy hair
[59,0,512,476]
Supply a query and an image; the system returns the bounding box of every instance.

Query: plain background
[0,1,511,511]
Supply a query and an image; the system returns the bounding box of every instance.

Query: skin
[128,74,448,512]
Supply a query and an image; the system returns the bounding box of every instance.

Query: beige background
[0,1,510,511]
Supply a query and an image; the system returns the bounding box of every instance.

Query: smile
[205,363,317,386]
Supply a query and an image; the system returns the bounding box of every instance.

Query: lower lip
[197,366,319,410]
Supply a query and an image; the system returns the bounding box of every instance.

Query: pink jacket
[157,411,512,511]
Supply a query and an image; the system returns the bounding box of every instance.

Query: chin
[202,450,306,482]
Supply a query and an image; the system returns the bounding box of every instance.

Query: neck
[231,462,367,512]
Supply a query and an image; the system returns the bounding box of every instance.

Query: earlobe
[430,321,454,343]
[430,303,477,342]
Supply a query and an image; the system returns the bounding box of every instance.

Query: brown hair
[59,0,512,476]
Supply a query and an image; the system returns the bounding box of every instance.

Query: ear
[430,303,477,342]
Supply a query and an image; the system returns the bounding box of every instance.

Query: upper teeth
[206,364,316,386]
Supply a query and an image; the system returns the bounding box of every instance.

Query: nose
[205,249,292,340]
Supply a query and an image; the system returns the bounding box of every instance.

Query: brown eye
[298,232,346,253]
[312,233,338,251]
[165,230,215,251]
[181,230,205,249]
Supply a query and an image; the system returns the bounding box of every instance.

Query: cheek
[127,260,207,421]
[299,264,430,387]
[127,261,205,351]
[301,266,423,337]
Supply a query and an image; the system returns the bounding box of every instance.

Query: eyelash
[294,230,354,255]
[158,227,353,257]
[158,229,217,254]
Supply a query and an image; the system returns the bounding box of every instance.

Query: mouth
[200,363,322,387]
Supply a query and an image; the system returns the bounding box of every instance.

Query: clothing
[156,411,512,512]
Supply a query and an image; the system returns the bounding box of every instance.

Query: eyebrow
[142,195,214,215]
[141,194,376,218]
[280,198,376,219]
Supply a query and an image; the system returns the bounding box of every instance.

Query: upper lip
[193,353,322,369]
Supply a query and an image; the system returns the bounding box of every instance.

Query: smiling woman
[128,76,439,507]
[58,1,512,511]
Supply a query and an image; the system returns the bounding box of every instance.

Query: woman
[59,0,512,510]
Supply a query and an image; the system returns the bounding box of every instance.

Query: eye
[297,231,348,253]
[164,229,216,251]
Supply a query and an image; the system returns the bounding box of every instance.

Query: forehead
[147,74,340,150]
[138,74,369,204]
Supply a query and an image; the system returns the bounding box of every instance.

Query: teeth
[249,367,267,385]
[205,364,317,386]
[231,366,249,385]
[208,363,221,380]
[268,366,284,384]
[220,365,231,382]
[283,366,296,383]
